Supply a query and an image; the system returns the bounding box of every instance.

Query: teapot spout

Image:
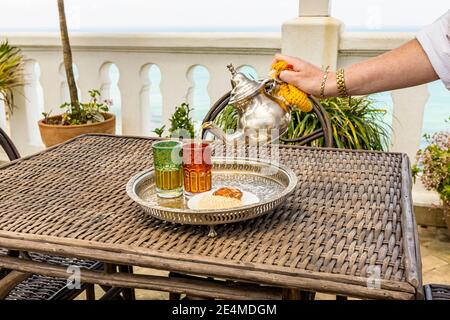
[202,122,243,144]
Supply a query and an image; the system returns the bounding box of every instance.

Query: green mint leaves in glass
[152,140,183,198]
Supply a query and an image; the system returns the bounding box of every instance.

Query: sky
[0,0,448,32]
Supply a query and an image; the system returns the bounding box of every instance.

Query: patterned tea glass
[182,142,212,197]
[152,140,183,198]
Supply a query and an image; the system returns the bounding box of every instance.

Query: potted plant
[153,102,195,138]
[413,131,450,233]
[38,0,115,147]
[39,89,114,146]
[215,96,391,151]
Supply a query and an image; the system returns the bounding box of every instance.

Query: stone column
[282,0,342,69]
[390,84,430,161]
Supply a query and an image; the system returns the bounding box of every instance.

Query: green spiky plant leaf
[214,104,239,132]
[169,103,195,138]
[0,41,24,114]
[153,125,166,137]
[214,96,391,151]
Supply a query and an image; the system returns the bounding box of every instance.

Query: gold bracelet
[336,68,348,98]
[319,66,330,99]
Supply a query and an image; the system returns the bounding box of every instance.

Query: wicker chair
[0,128,106,300]
[201,92,333,147]
[424,284,450,300]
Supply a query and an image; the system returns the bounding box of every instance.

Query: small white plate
[187,189,259,210]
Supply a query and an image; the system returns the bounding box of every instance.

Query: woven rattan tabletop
[0,134,422,299]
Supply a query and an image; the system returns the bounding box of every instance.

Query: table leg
[0,270,30,299]
[283,288,316,300]
[119,265,136,300]
[0,250,20,278]
[101,264,136,300]
[85,284,96,300]
[0,250,32,298]
[100,264,122,300]
[7,250,19,258]
[168,272,219,300]
[168,272,183,300]
[169,292,182,300]
[100,287,125,300]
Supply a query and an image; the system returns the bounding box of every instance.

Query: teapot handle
[262,78,277,94]
[262,78,291,112]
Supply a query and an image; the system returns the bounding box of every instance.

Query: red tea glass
[182,142,212,196]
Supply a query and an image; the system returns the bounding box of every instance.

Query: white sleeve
[416,10,450,90]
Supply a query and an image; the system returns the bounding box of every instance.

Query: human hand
[272,53,337,97]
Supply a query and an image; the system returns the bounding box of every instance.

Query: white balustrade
[0,33,280,153]
[186,65,210,125]
[139,64,153,136]
[0,100,6,132]
[0,30,443,206]
[0,32,435,159]
[390,85,430,160]
[0,97,7,161]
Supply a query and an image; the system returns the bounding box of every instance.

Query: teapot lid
[227,64,264,104]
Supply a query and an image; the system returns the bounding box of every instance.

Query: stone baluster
[139,64,153,136]
[390,85,430,161]
[115,59,144,136]
[8,57,46,155]
[0,100,7,132]
[206,62,234,109]
[77,57,103,100]
[158,62,190,129]
[282,0,341,69]
[35,52,65,114]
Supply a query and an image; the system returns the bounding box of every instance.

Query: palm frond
[214,104,238,131]
[212,96,391,151]
[0,40,24,114]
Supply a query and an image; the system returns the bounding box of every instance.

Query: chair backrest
[0,128,20,161]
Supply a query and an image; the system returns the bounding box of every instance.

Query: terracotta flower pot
[38,113,116,147]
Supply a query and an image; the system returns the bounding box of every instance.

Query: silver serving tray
[126,157,298,237]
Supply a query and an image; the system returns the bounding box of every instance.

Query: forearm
[325,39,439,96]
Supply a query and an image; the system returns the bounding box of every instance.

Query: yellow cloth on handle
[270,61,312,112]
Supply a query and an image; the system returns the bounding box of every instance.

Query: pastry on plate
[212,187,243,200]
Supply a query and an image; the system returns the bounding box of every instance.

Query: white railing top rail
[2,32,282,54]
[339,32,414,55]
[3,31,415,54]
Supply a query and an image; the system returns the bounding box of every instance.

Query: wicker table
[0,135,422,299]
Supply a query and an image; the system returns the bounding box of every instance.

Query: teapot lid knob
[227,64,237,76]
[227,63,265,104]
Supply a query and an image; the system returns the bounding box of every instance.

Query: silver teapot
[202,64,291,144]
